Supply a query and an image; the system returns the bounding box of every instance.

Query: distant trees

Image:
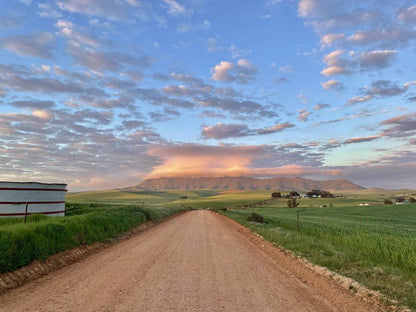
[384,199,393,205]
[306,189,321,197]
[271,192,282,198]
[319,190,334,198]
[289,191,300,198]
[287,198,299,208]
[396,197,405,203]
[306,189,333,198]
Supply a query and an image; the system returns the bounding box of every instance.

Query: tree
[384,199,393,204]
[409,197,415,203]
[271,192,282,198]
[320,190,334,198]
[289,191,300,198]
[396,197,405,203]
[287,198,299,208]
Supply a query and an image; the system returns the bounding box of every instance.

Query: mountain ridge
[132,176,365,191]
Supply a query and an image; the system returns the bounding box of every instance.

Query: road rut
[0,210,380,311]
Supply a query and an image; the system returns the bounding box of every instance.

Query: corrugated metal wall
[0,182,67,217]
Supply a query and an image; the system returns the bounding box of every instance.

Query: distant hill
[133,177,365,191]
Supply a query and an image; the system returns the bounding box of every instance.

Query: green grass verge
[0,203,187,273]
[223,204,416,310]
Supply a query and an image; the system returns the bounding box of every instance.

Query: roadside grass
[0,203,187,273]
[223,204,416,309]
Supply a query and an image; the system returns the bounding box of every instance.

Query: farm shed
[0,181,67,217]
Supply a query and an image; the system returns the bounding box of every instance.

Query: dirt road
[0,210,379,311]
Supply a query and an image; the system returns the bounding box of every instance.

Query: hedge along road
[0,210,380,312]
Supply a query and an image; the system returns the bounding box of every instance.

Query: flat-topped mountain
[133,177,364,191]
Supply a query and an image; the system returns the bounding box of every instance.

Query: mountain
[133,177,365,191]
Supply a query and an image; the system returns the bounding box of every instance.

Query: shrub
[271,192,281,198]
[384,199,393,205]
[247,212,264,223]
[409,197,415,203]
[287,198,299,208]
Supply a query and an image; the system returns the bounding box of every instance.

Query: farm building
[0,181,67,217]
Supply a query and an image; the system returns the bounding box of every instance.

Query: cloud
[55,20,100,47]
[298,0,343,18]
[0,17,21,29]
[9,100,55,109]
[356,50,396,69]
[321,50,351,76]
[341,151,416,189]
[198,97,276,118]
[202,123,250,139]
[0,32,55,59]
[57,0,131,20]
[163,0,189,16]
[256,122,295,135]
[201,122,295,139]
[0,74,106,97]
[321,66,347,76]
[297,108,311,122]
[320,33,344,47]
[346,28,416,46]
[343,135,379,144]
[145,144,341,179]
[228,44,252,59]
[32,110,53,120]
[321,79,344,90]
[347,95,373,105]
[348,80,416,105]
[380,113,416,138]
[279,64,293,73]
[211,59,257,84]
[397,5,416,24]
[275,77,289,84]
[0,105,162,191]
[313,103,330,110]
[67,41,154,72]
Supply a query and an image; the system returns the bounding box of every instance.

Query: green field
[2,188,416,310]
[221,198,416,310]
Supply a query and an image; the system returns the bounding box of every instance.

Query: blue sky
[0,0,415,191]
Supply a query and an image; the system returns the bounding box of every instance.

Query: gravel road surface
[0,210,379,311]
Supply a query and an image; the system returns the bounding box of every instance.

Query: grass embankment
[223,203,416,309]
[0,203,186,273]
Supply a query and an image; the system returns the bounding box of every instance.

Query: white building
[0,182,67,217]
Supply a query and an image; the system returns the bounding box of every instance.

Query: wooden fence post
[24,202,29,224]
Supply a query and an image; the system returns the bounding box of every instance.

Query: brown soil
[0,210,386,311]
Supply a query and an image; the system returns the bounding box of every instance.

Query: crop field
[222,200,416,310]
[2,188,416,309]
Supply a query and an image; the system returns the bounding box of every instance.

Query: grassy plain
[219,192,416,310]
[2,187,416,309]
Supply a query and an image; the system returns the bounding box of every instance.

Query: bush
[271,192,281,198]
[287,198,299,208]
[384,199,393,205]
[409,197,415,203]
[247,212,264,223]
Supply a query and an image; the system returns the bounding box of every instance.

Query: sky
[0,0,415,191]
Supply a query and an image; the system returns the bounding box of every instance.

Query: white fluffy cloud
[211,59,257,84]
